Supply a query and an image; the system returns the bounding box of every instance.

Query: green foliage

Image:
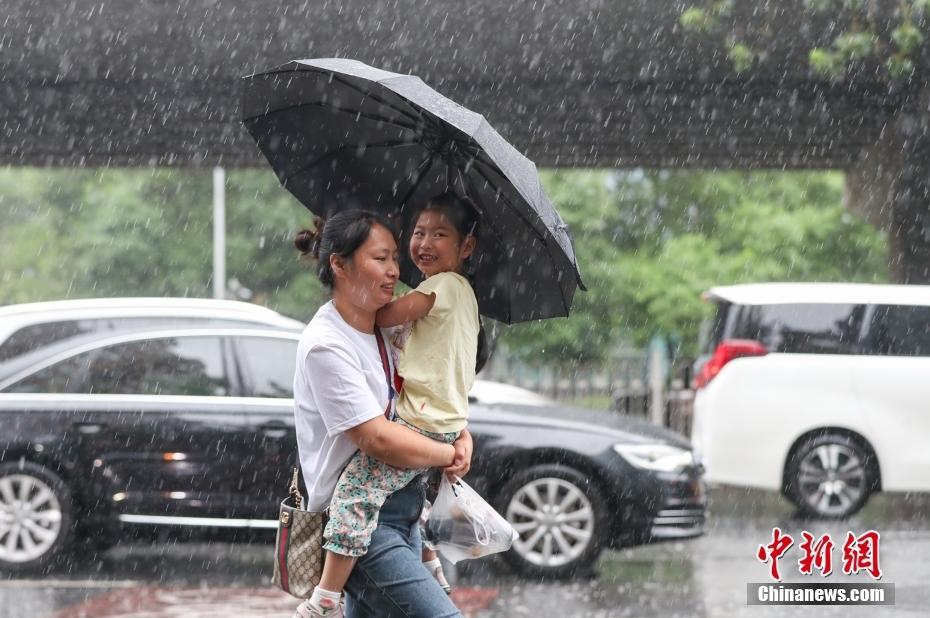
[726,40,756,72]
[833,32,876,61]
[891,22,924,54]
[497,170,887,362]
[886,54,916,78]
[809,48,846,77]
[842,0,867,10]
[682,0,928,81]
[680,8,715,32]
[0,168,887,365]
[0,167,327,322]
[804,0,837,10]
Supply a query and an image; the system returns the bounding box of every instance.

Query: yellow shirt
[394,272,478,434]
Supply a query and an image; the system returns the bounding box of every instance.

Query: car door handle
[74,422,104,435]
[260,423,290,439]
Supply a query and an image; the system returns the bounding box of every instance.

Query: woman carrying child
[294,194,484,618]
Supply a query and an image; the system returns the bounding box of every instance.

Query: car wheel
[0,461,73,572]
[785,434,875,519]
[495,464,607,578]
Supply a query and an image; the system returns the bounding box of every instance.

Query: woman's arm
[345,415,455,469]
[375,291,435,328]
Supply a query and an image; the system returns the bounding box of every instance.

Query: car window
[729,303,865,354]
[864,305,930,357]
[699,301,731,356]
[3,354,92,393]
[0,321,88,363]
[6,336,230,396]
[0,317,273,363]
[236,337,298,398]
[87,337,229,396]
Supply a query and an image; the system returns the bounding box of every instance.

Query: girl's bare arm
[375,291,435,327]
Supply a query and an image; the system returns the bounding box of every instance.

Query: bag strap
[374,329,396,419]
[288,466,303,510]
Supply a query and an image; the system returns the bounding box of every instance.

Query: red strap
[374,329,394,419]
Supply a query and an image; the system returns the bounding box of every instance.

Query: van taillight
[693,339,768,389]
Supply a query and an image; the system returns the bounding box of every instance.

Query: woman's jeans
[343,475,461,618]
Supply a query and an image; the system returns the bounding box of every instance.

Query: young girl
[299,192,482,617]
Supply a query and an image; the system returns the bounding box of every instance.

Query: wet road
[2,487,928,617]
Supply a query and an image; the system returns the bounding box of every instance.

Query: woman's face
[333,223,399,311]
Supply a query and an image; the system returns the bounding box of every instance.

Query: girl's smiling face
[410,209,475,277]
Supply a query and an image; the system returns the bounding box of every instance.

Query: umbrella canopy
[242,58,584,324]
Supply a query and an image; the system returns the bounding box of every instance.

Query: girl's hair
[474,321,491,374]
[416,191,480,242]
[414,192,491,373]
[294,210,396,289]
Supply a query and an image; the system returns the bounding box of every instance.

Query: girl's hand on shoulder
[444,428,472,479]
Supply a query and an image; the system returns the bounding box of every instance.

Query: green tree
[680,0,930,80]
[0,167,887,363]
[496,169,886,361]
[0,168,327,321]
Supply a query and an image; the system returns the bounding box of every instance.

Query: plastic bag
[424,475,518,564]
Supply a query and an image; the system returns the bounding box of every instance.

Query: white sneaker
[293,598,344,618]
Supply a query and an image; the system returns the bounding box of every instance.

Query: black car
[0,325,705,577]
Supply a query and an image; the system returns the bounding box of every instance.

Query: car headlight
[612,443,694,473]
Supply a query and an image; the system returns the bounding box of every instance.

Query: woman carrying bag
[287,210,471,618]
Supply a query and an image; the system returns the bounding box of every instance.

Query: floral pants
[323,418,459,557]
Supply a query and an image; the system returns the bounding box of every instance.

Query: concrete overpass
[2,0,928,280]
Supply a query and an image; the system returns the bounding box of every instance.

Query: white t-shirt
[293,301,394,511]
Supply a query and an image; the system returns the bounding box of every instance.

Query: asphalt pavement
[1,488,928,617]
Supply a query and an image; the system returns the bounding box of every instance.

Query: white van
[691,283,930,518]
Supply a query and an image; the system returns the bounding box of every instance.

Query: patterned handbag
[272,467,327,598]
[273,328,393,597]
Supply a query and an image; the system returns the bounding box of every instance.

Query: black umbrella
[241,58,584,324]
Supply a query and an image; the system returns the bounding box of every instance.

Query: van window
[699,301,731,356]
[864,305,930,357]
[729,303,865,354]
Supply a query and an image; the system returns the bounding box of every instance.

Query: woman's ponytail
[294,211,396,289]
[294,217,325,258]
